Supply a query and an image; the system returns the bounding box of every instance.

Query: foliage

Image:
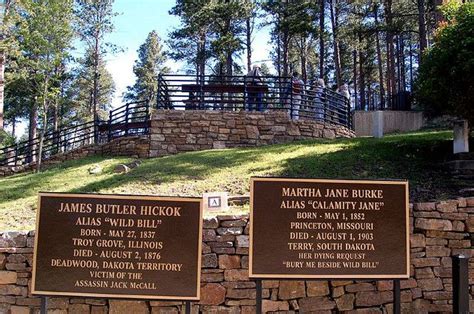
[415,2,474,125]
[74,0,118,119]
[168,0,253,76]
[68,49,115,121]
[124,31,169,104]
[0,128,15,148]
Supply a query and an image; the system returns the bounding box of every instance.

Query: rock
[88,164,103,174]
[299,297,336,311]
[345,283,375,293]
[278,281,306,300]
[218,255,241,269]
[224,269,249,281]
[415,218,452,231]
[355,291,393,307]
[0,232,27,248]
[466,216,474,232]
[262,300,289,313]
[417,278,443,291]
[426,246,450,257]
[410,234,426,248]
[127,160,142,169]
[336,294,355,311]
[306,281,329,297]
[202,254,218,268]
[235,235,249,248]
[9,306,30,314]
[436,200,458,213]
[69,304,90,314]
[109,300,149,314]
[200,283,226,305]
[0,271,17,284]
[114,164,130,174]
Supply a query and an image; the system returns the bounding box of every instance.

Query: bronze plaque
[249,178,409,279]
[32,193,203,300]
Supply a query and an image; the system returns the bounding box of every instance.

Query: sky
[105,0,273,108]
[7,0,273,137]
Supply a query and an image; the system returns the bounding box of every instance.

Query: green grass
[0,130,465,230]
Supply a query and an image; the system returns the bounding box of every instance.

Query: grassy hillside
[0,130,466,230]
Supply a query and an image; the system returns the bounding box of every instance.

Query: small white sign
[203,192,229,212]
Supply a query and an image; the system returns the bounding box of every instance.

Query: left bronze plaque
[32,193,203,300]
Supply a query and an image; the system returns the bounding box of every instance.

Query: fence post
[157,74,162,109]
[452,254,470,314]
[93,119,99,145]
[106,110,112,141]
[347,98,351,129]
[290,83,293,119]
[125,104,129,136]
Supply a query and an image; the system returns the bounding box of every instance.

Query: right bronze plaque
[249,178,409,279]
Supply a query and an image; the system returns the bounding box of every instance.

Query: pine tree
[124,31,169,104]
[75,0,117,121]
[69,48,115,121]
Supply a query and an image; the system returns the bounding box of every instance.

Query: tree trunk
[319,0,326,79]
[11,119,15,138]
[300,36,307,83]
[417,0,428,56]
[358,35,366,111]
[37,76,50,172]
[374,4,385,108]
[353,50,358,110]
[330,0,342,87]
[399,36,406,92]
[28,103,38,163]
[0,51,4,130]
[385,0,397,102]
[0,0,11,131]
[92,34,100,121]
[282,27,289,77]
[246,18,252,72]
[359,55,366,110]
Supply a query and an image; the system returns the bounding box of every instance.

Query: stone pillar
[453,120,469,154]
[373,111,384,138]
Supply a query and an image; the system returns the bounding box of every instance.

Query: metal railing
[157,74,352,129]
[0,101,150,167]
[106,100,150,140]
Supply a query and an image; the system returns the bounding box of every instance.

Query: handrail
[156,74,352,129]
[0,101,151,167]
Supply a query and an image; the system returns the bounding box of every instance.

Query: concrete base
[353,110,424,137]
[453,120,469,154]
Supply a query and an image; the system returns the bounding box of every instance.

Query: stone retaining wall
[0,198,473,313]
[1,111,354,177]
[149,110,354,157]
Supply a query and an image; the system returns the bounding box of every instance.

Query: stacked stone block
[149,110,355,157]
[0,197,473,313]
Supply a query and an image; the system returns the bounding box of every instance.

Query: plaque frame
[249,177,410,279]
[32,192,203,301]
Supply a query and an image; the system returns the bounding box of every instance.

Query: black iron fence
[157,74,352,129]
[1,74,353,168]
[0,101,150,167]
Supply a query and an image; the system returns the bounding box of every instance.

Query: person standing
[290,72,304,120]
[314,78,326,121]
[245,65,264,111]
